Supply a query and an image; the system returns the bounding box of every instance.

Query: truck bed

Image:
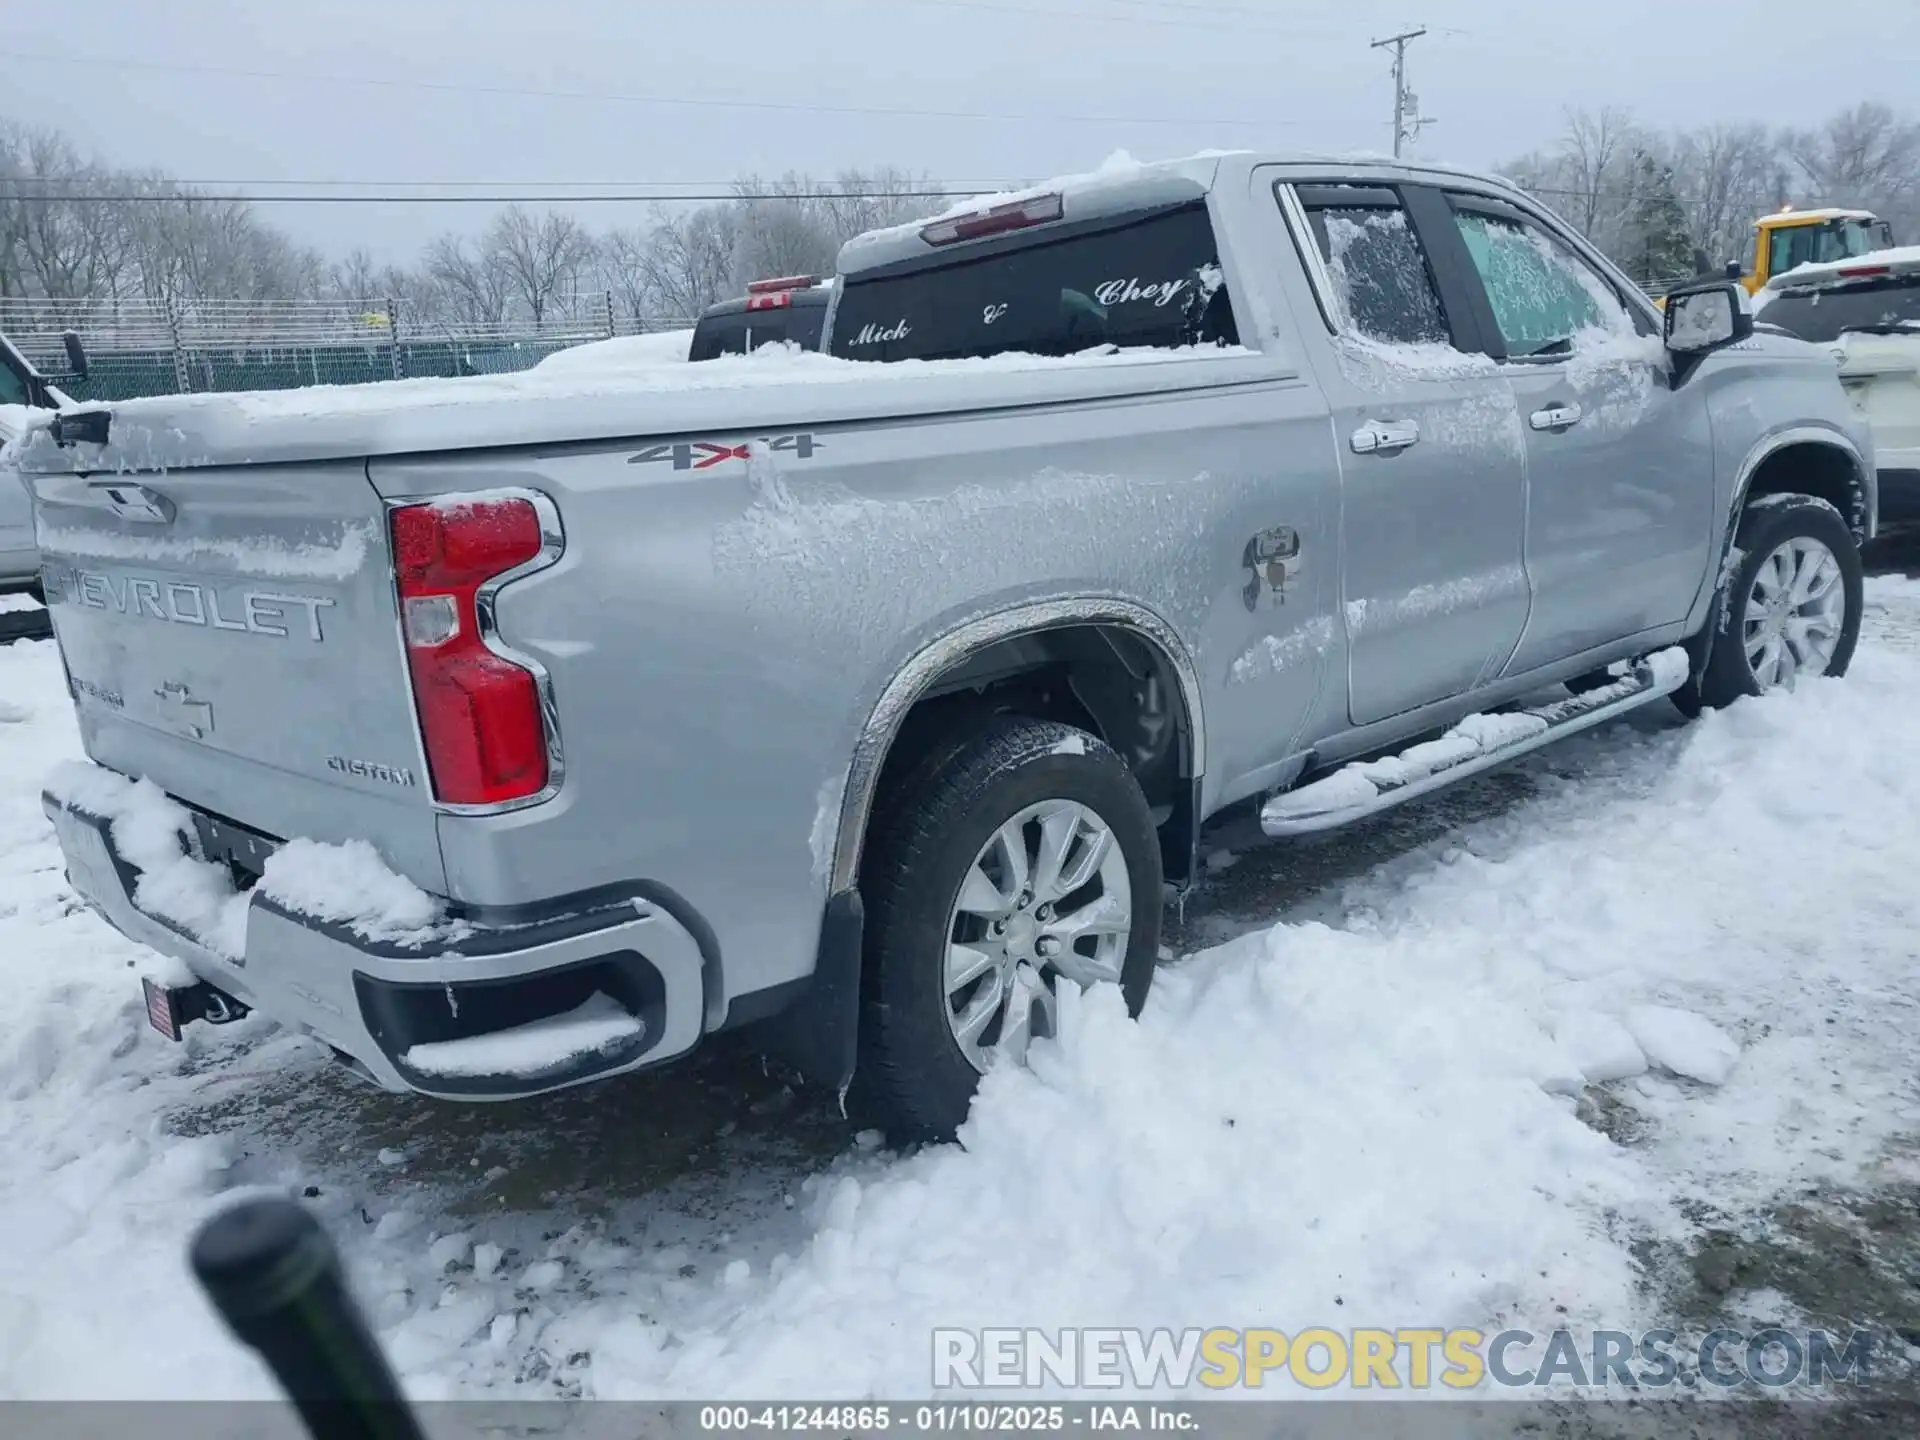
[9,344,1281,476]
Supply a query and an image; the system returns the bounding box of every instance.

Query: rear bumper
[43,783,711,1100]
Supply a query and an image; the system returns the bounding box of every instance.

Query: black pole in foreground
[190,1194,429,1440]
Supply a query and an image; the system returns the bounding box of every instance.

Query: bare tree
[422,232,513,327]
[632,203,741,324]
[1668,122,1780,268]
[486,206,597,328]
[598,226,657,328]
[1783,102,1920,236]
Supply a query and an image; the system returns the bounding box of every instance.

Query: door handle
[1529,402,1583,431]
[1350,419,1420,455]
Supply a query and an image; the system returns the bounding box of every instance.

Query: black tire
[1678,494,1864,716]
[858,715,1163,1142]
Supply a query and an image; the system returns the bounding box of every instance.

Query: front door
[1282,181,1533,727]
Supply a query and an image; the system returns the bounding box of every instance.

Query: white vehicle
[1760,247,1920,523]
[0,331,85,595]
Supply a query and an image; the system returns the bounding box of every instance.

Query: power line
[898,0,1339,32]
[0,48,1296,129]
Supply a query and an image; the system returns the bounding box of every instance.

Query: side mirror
[1664,281,1754,356]
[62,330,89,381]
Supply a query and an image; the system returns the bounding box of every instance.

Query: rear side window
[0,357,26,407]
[1293,186,1450,348]
[688,303,826,362]
[1761,280,1920,343]
[689,315,750,362]
[828,202,1237,362]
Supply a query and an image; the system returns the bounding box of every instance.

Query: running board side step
[1261,647,1690,837]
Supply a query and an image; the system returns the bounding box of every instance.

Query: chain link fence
[0,295,691,403]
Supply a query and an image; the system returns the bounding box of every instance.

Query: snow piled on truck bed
[5,581,1920,1398]
[7,339,1275,476]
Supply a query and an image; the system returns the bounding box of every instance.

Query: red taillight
[1838,264,1891,279]
[920,193,1064,246]
[390,497,551,807]
[744,291,793,312]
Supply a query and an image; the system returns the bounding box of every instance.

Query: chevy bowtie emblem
[154,681,214,740]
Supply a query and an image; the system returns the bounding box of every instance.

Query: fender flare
[826,596,1207,897]
[1684,426,1872,685]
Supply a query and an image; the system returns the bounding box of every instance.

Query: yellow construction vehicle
[1657,206,1896,306]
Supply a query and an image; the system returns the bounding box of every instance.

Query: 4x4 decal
[627,433,819,471]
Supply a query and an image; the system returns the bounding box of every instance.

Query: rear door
[1432,188,1714,670]
[32,462,447,888]
[1273,178,1532,726]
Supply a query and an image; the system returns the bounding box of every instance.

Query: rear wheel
[859,716,1162,1141]
[1680,494,1863,715]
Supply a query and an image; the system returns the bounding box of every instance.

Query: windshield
[828,202,1237,362]
[1770,218,1892,276]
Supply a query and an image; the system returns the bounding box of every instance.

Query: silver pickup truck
[16,153,1876,1140]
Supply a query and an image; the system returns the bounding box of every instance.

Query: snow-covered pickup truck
[14,153,1877,1139]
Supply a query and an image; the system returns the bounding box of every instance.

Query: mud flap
[762,888,864,1095]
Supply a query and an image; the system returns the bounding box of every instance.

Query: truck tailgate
[32,461,445,891]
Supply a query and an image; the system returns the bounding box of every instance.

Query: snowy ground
[3,566,1920,1413]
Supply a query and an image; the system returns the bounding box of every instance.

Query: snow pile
[42,760,451,958]
[400,995,645,1079]
[534,329,695,374]
[254,837,448,948]
[45,761,252,963]
[0,593,43,615]
[4,587,1920,1399]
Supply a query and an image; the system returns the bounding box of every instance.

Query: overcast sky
[4,0,1915,262]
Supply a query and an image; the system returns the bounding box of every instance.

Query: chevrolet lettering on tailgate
[43,564,335,641]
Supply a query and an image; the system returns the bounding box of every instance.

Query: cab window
[1449,202,1638,357]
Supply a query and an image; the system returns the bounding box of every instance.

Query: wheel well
[1742,442,1870,542]
[866,623,1200,887]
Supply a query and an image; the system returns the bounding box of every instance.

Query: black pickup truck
[688,275,832,360]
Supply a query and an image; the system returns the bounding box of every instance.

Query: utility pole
[1370,26,1431,158]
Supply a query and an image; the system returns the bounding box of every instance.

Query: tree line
[2,102,1915,330]
[1501,102,1919,283]
[0,118,936,329]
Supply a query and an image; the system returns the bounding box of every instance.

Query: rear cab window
[827,201,1238,362]
[1760,281,1920,343]
[688,297,828,361]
